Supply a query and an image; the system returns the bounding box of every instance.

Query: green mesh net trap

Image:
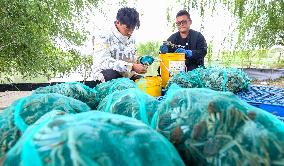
[0,93,90,158]
[95,78,138,102]
[3,111,185,166]
[167,67,250,93]
[33,82,99,109]
[97,88,159,126]
[153,85,284,165]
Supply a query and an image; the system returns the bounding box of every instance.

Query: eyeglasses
[176,20,189,26]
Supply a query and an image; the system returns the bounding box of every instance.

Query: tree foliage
[137,41,160,57]
[236,0,284,49]
[173,0,284,49]
[0,0,99,79]
[2,0,282,80]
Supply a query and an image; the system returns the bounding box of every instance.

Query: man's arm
[93,34,134,73]
[167,33,179,53]
[190,33,207,61]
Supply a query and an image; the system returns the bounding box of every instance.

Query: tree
[171,0,284,49]
[0,0,99,80]
[137,41,160,57]
[235,0,284,49]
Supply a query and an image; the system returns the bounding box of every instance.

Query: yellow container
[136,76,162,97]
[160,53,186,88]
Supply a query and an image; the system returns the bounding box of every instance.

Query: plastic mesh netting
[33,82,99,109]
[167,67,250,93]
[95,78,138,102]
[0,93,90,158]
[97,88,159,126]
[4,111,185,166]
[153,85,284,165]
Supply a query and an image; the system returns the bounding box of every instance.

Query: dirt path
[0,91,32,111]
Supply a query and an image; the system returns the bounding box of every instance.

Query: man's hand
[175,48,192,58]
[160,44,168,54]
[132,63,147,74]
[139,55,154,66]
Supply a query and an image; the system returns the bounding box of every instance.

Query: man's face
[176,15,192,33]
[116,21,135,37]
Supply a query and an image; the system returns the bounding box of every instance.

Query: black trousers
[100,69,143,82]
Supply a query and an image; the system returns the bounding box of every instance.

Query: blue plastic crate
[248,102,284,122]
[237,85,284,121]
[237,85,284,106]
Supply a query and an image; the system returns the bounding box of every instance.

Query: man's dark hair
[176,10,191,20]
[116,7,140,29]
